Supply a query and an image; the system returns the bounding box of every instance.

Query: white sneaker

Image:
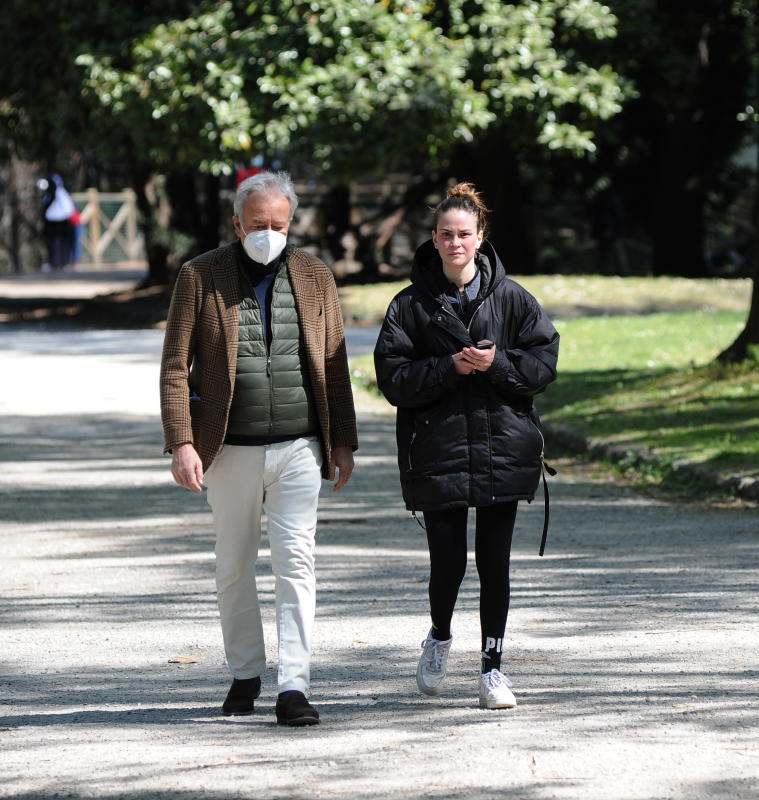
[416,630,452,696]
[479,669,517,709]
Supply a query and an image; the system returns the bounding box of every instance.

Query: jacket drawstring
[539,460,557,556]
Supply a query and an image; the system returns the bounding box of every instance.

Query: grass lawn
[339,275,752,324]
[541,311,759,482]
[347,276,758,491]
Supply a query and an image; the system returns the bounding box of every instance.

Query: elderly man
[160,171,357,726]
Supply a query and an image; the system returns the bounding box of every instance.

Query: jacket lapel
[210,244,243,382]
[286,247,317,335]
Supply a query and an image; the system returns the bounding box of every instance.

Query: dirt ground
[1,323,757,800]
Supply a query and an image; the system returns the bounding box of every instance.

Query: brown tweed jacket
[160,242,358,477]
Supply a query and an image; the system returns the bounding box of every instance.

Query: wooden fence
[72,188,145,266]
[69,178,417,271]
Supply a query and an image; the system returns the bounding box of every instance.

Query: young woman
[374,183,559,709]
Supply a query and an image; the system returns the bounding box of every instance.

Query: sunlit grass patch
[339,275,751,325]
[539,313,758,479]
[551,310,746,372]
[350,306,759,485]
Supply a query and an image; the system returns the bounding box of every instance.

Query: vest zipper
[265,268,283,434]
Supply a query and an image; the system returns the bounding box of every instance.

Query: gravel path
[1,324,757,800]
[0,267,145,299]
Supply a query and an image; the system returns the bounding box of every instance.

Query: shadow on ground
[2,405,758,800]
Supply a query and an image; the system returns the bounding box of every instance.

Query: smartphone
[475,340,494,350]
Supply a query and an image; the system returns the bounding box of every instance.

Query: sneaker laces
[484,669,513,690]
[420,637,448,672]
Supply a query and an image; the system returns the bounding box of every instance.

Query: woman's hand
[459,344,496,373]
[452,351,476,374]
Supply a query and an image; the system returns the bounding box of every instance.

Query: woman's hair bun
[434,182,490,235]
[446,181,477,200]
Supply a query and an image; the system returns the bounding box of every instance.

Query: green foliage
[74,0,626,178]
[0,1,200,164]
[439,0,628,153]
[75,1,474,176]
[77,4,253,173]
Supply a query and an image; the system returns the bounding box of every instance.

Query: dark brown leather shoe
[275,691,320,726]
[222,677,261,716]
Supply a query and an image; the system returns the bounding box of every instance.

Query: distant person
[374,182,559,710]
[235,155,265,188]
[68,206,84,268]
[40,173,76,270]
[160,171,357,726]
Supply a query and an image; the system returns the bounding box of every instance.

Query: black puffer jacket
[374,240,559,511]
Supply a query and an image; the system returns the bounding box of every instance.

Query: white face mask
[241,228,287,264]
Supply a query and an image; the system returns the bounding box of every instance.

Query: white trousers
[204,437,322,694]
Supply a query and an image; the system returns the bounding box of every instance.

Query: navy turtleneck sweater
[237,240,282,345]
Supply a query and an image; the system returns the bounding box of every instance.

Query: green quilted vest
[226,261,317,438]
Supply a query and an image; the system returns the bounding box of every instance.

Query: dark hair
[433,182,489,237]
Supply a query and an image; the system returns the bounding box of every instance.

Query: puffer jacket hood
[410,238,504,301]
[374,240,559,512]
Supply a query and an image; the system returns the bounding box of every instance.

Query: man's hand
[329,446,354,491]
[171,442,204,492]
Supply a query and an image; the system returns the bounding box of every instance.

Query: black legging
[423,502,518,672]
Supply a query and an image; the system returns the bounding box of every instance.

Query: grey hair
[233,170,299,220]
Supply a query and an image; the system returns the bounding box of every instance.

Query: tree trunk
[351,173,447,281]
[322,184,351,264]
[651,111,709,277]
[0,150,30,272]
[716,269,759,362]
[6,165,22,273]
[717,175,759,362]
[717,60,759,363]
[200,173,221,254]
[451,136,538,273]
[131,167,170,287]
[165,171,201,243]
[132,169,224,288]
